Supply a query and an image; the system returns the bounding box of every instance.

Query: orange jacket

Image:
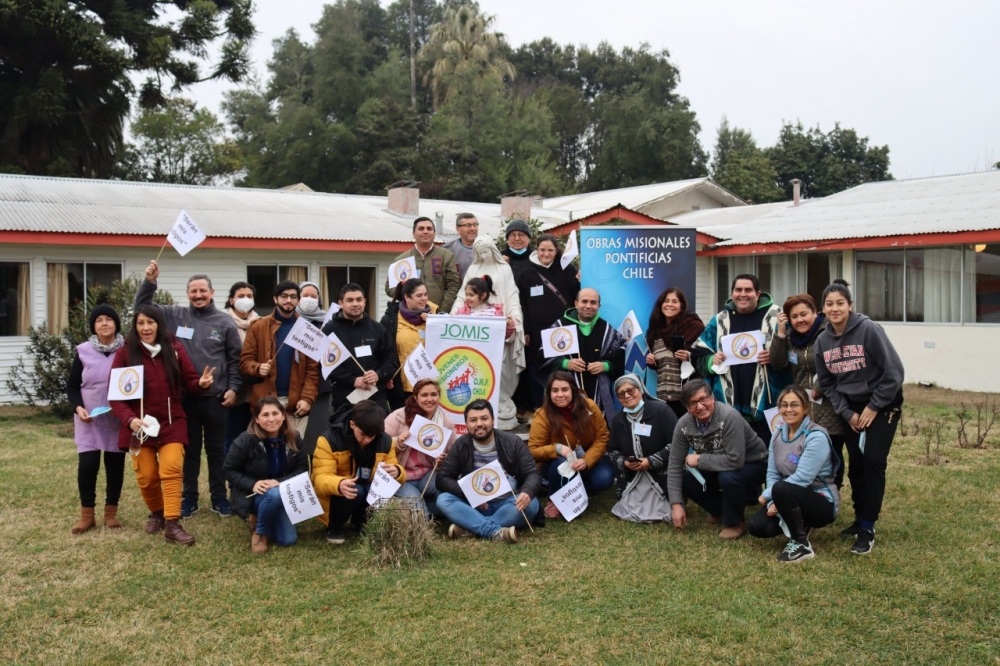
[527,397,609,469]
[239,313,320,408]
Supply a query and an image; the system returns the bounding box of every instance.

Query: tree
[710,118,782,203]
[115,99,242,185]
[0,0,255,178]
[765,121,892,199]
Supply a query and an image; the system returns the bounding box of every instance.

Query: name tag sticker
[416,270,421,278]
[788,351,799,365]
[634,423,652,437]
[354,345,373,357]
[419,330,425,339]
[176,326,194,340]
[530,285,543,297]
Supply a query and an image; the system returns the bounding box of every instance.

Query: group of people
[68,217,904,562]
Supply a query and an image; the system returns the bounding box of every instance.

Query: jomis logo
[118,369,141,397]
[435,347,495,412]
[393,262,412,282]
[621,318,634,342]
[731,333,758,360]
[417,423,444,452]
[550,327,573,352]
[770,412,785,432]
[322,343,342,367]
[471,467,501,497]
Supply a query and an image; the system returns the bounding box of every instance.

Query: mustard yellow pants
[132,443,185,520]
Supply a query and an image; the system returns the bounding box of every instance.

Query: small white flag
[166,210,207,257]
[285,317,325,363]
[549,471,589,522]
[720,331,766,366]
[560,231,579,270]
[320,330,350,379]
[366,465,402,506]
[278,473,325,524]
[402,415,451,460]
[388,257,418,288]
[108,366,144,401]
[763,407,784,435]
[321,303,341,328]
[402,342,439,387]
[457,459,512,508]
[619,310,643,344]
[540,324,580,358]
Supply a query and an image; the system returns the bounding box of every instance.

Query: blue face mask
[623,400,644,414]
[507,245,528,255]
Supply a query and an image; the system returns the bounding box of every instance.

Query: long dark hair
[251,396,299,452]
[536,234,562,263]
[541,371,589,442]
[464,275,496,302]
[393,277,427,304]
[403,378,440,426]
[125,305,182,391]
[648,286,690,339]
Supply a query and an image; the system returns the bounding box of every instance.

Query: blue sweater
[762,417,839,514]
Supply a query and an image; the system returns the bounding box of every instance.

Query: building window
[246,265,309,316]
[758,254,798,306]
[322,266,377,319]
[0,262,30,336]
[905,247,966,323]
[855,250,905,322]
[805,252,843,309]
[47,262,123,333]
[715,253,843,312]
[966,244,1000,323]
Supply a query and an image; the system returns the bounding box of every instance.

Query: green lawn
[2,386,998,664]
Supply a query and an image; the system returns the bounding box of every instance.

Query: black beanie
[505,219,531,239]
[89,304,121,335]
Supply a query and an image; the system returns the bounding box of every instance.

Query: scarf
[789,313,827,348]
[89,334,124,355]
[141,341,162,357]
[227,307,260,342]
[399,303,429,326]
[265,437,287,478]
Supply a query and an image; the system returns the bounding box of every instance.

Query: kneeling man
[436,400,541,543]
[668,379,768,539]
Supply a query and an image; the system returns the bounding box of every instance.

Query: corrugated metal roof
[539,178,745,218]
[710,171,1000,246]
[666,201,797,229]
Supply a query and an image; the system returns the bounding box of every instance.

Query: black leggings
[748,480,836,539]
[78,450,126,508]
[842,390,903,523]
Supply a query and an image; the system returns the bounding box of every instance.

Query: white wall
[878,323,998,392]
[0,244,398,403]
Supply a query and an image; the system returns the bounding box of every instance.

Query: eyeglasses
[458,222,480,228]
[779,402,803,409]
[616,386,639,399]
[686,395,713,410]
[276,293,299,301]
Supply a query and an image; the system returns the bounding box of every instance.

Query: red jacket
[110,341,203,449]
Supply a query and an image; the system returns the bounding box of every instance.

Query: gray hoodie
[813,312,904,420]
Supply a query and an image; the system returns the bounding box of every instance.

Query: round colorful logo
[770,412,785,432]
[393,261,412,283]
[549,327,574,352]
[730,333,759,360]
[322,342,342,367]
[435,347,496,413]
[417,423,444,452]
[470,467,501,497]
[621,318,634,342]
[117,369,141,397]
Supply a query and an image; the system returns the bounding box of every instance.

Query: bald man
[538,288,626,417]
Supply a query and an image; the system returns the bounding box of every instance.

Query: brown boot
[71,507,96,534]
[103,505,122,529]
[251,532,268,555]
[145,510,165,534]
[719,521,747,540]
[164,519,195,546]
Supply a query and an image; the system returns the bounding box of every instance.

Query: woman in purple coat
[67,305,127,533]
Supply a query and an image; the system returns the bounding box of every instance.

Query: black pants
[748,480,836,538]
[842,390,903,523]
[828,434,847,489]
[748,420,773,449]
[681,460,768,527]
[327,483,371,530]
[182,395,229,503]
[78,450,126,508]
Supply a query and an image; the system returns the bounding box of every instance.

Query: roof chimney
[387,180,420,216]
[791,179,801,206]
[434,211,445,237]
[500,190,531,221]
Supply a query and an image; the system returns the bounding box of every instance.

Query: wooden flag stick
[511,490,535,534]
[576,353,590,399]
[763,368,772,404]
[153,237,170,263]
[419,458,441,500]
[351,355,367,373]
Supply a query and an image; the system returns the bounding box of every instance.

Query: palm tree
[420,5,515,109]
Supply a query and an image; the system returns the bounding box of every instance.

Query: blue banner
[579,226,697,393]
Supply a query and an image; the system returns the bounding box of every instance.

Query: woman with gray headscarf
[298,280,336,455]
[607,374,679,522]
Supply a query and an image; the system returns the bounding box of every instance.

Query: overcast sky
[190,0,1000,181]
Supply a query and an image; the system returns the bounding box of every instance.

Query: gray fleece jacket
[135,279,242,398]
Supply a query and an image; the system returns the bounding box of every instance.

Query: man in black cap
[501,218,533,283]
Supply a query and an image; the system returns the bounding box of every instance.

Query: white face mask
[299,297,319,314]
[234,297,255,314]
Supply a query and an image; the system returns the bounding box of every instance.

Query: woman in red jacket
[110,305,214,546]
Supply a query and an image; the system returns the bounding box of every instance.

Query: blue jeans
[394,473,442,517]
[253,487,298,546]
[544,456,616,495]
[681,460,768,527]
[438,487,540,539]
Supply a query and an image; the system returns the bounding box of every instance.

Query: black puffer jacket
[437,429,543,499]
[224,430,309,520]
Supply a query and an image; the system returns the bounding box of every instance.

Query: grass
[1,386,999,664]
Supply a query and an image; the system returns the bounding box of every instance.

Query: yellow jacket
[527,397,609,470]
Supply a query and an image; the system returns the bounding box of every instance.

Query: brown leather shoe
[72,507,96,534]
[145,510,165,534]
[544,500,561,519]
[251,532,268,555]
[164,519,195,546]
[719,521,747,540]
[103,505,122,529]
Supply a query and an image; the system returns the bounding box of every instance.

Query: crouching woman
[749,385,840,563]
[224,396,309,554]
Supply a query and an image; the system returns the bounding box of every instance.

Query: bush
[4,276,174,415]
[362,497,434,569]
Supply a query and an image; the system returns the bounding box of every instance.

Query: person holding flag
[380,278,438,410]
[239,280,320,436]
[137,260,243,519]
[436,400,541,543]
[110,305,215,546]
[383,217,461,312]
[645,287,705,418]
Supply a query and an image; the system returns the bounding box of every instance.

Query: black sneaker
[777,540,815,563]
[211,499,232,517]
[838,521,860,538]
[326,527,346,545]
[181,498,199,518]
[851,529,875,555]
